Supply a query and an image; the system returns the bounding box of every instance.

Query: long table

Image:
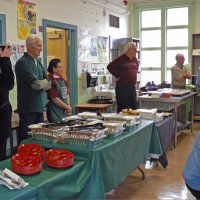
[0,120,163,200]
[137,92,196,146]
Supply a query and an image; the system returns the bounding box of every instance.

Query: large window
[139,6,189,86]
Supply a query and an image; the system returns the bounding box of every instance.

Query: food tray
[28,125,68,142]
[45,149,74,169]
[66,135,106,147]
[67,128,106,140]
[103,122,124,138]
[77,112,103,119]
[60,129,106,147]
[104,114,138,126]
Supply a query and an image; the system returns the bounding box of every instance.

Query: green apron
[48,79,69,123]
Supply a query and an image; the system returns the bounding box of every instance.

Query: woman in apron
[46,59,71,123]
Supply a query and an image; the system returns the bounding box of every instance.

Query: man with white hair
[107,42,139,113]
[171,53,191,89]
[15,34,51,142]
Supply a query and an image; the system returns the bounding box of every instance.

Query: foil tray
[28,125,68,143]
[66,129,106,140]
[61,131,106,147]
[103,122,124,138]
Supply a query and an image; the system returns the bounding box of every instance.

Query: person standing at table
[107,42,139,113]
[46,58,71,123]
[0,44,14,160]
[171,53,191,89]
[15,34,51,143]
[171,53,192,122]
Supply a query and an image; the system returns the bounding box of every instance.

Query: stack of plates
[11,153,42,175]
[45,149,74,169]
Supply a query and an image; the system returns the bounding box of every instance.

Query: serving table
[0,120,163,200]
[137,92,196,146]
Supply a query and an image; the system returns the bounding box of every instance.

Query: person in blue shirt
[183,133,200,199]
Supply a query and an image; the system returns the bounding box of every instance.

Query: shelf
[176,121,192,136]
[192,33,200,74]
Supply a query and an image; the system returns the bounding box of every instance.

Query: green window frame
[132,0,195,86]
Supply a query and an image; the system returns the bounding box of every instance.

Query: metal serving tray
[103,122,124,138]
[61,129,107,147]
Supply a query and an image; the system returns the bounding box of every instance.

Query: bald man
[107,42,139,113]
[171,53,191,89]
[15,34,51,142]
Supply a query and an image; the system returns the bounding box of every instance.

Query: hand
[0,44,12,58]
[65,105,71,113]
[43,80,51,90]
[116,77,120,81]
[185,71,191,79]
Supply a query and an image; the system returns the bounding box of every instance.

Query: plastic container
[45,149,74,169]
[11,153,42,175]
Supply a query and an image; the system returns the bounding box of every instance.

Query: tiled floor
[106,122,200,200]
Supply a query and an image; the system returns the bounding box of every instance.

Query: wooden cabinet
[192,33,200,74]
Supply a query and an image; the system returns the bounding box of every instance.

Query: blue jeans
[18,112,44,143]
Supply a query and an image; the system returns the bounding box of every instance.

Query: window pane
[166,70,172,84]
[167,7,188,26]
[141,30,161,48]
[141,71,161,86]
[141,50,161,68]
[167,50,188,68]
[141,10,161,28]
[167,29,188,47]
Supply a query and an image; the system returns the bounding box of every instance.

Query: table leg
[174,106,178,148]
[137,167,145,180]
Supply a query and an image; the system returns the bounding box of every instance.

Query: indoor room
[0,0,200,199]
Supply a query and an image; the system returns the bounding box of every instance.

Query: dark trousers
[186,183,200,200]
[18,112,44,143]
[115,85,137,113]
[0,103,12,161]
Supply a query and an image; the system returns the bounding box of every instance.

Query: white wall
[0,0,130,45]
[0,0,130,108]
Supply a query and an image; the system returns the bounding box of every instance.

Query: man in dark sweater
[0,44,14,160]
[107,42,139,113]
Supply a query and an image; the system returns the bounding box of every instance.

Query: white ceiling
[92,0,132,7]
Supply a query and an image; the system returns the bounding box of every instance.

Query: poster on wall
[97,36,108,63]
[17,0,36,40]
[11,44,25,71]
[78,28,91,62]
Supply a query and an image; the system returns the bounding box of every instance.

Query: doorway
[43,19,78,112]
[46,27,68,80]
[0,14,6,44]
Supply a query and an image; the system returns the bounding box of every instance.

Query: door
[46,27,68,80]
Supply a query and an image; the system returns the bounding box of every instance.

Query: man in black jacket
[0,44,14,160]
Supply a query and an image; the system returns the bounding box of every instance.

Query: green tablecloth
[0,183,37,200]
[0,120,163,200]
